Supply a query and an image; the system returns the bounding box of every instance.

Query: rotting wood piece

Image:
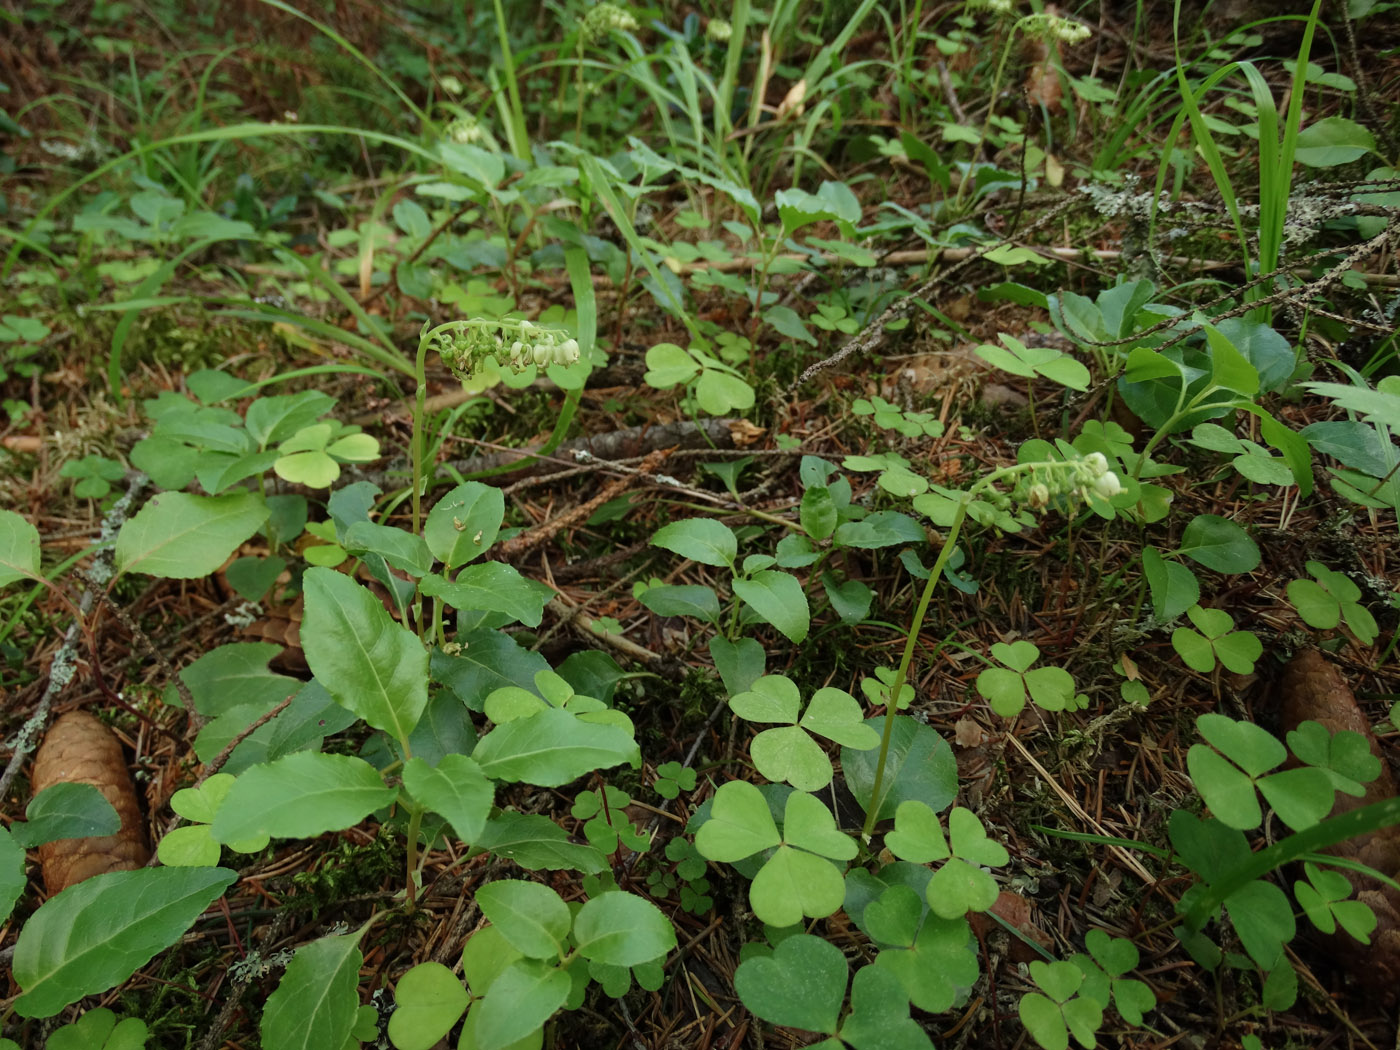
[1279,648,1400,1001]
[30,711,150,894]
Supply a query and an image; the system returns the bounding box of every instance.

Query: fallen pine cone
[30,711,150,895]
[1279,648,1400,1001]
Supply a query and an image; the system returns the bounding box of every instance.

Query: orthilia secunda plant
[411,319,581,531]
[862,454,1122,838]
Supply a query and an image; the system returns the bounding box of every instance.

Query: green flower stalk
[862,455,1121,839]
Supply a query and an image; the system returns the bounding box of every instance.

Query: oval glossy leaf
[476,880,572,959]
[573,893,677,967]
[420,563,552,627]
[403,755,493,845]
[843,716,957,823]
[0,509,41,588]
[302,566,429,740]
[12,782,119,848]
[734,570,810,643]
[343,521,433,577]
[650,518,737,568]
[0,828,24,925]
[425,482,505,568]
[472,707,637,786]
[210,752,396,843]
[115,492,269,579]
[13,866,237,1018]
[261,933,363,1050]
[472,959,569,1050]
[1177,514,1260,573]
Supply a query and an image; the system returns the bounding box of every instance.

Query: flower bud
[1092,472,1123,500]
[532,343,552,367]
[555,338,581,365]
[1082,452,1109,478]
[1026,483,1051,509]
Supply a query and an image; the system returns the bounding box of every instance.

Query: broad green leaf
[1177,514,1260,573]
[875,913,978,1015]
[12,783,118,848]
[403,755,493,844]
[343,521,433,577]
[1202,323,1259,397]
[802,688,880,749]
[733,934,845,1034]
[734,570,810,643]
[425,482,505,568]
[0,828,25,925]
[421,564,553,627]
[388,962,470,1050]
[1294,116,1376,166]
[13,867,237,1018]
[884,801,950,864]
[643,343,700,387]
[0,509,41,588]
[573,892,677,966]
[302,567,429,740]
[1225,879,1294,970]
[433,630,551,712]
[471,959,569,1050]
[261,932,363,1050]
[476,881,571,959]
[211,752,396,843]
[696,369,756,413]
[1142,547,1198,621]
[709,635,766,697]
[782,791,858,860]
[115,492,268,579]
[474,813,606,873]
[752,725,832,791]
[636,584,720,623]
[43,1007,148,1050]
[472,707,637,786]
[651,518,736,567]
[843,717,957,822]
[729,675,802,724]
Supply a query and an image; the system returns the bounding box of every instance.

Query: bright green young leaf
[13,867,237,1018]
[1202,323,1259,397]
[424,481,505,568]
[696,368,756,414]
[0,509,41,588]
[1171,605,1262,674]
[261,932,363,1050]
[210,752,396,843]
[301,566,429,741]
[750,725,832,791]
[403,755,493,845]
[573,892,677,966]
[44,1007,148,1050]
[974,335,1090,391]
[650,518,736,567]
[388,962,470,1050]
[734,569,810,643]
[1286,561,1378,643]
[476,880,571,959]
[1286,720,1378,795]
[643,343,701,387]
[115,492,268,579]
[733,933,845,1034]
[694,780,780,862]
[884,801,950,864]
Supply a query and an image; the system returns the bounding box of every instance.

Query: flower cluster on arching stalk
[428,319,581,382]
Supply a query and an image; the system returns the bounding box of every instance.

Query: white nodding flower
[1027,483,1051,509]
[556,338,581,365]
[1082,452,1109,478]
[532,344,552,367]
[1093,472,1123,500]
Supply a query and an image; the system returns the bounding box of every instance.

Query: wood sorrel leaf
[387,962,470,1050]
[302,566,429,741]
[884,801,949,864]
[733,933,845,1034]
[838,962,934,1050]
[947,807,1009,867]
[694,780,780,862]
[781,791,857,860]
[14,867,237,1018]
[874,914,978,1015]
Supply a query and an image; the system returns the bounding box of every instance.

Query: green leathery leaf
[471,707,638,786]
[470,959,569,1050]
[572,892,677,966]
[476,880,571,959]
[13,867,237,1018]
[402,755,493,845]
[424,481,505,568]
[301,566,429,740]
[210,752,396,843]
[734,570,810,643]
[115,492,269,579]
[0,509,41,588]
[260,932,364,1050]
